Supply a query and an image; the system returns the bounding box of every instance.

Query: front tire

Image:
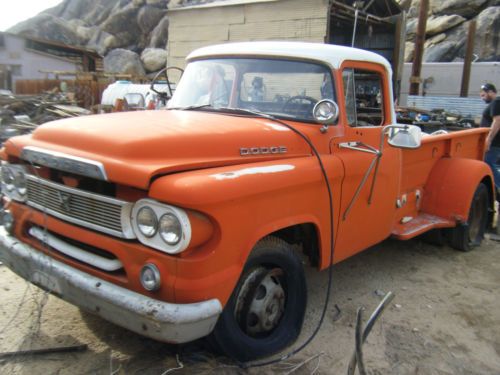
[211,236,307,361]
[448,183,489,251]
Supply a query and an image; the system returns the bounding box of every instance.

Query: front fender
[147,156,343,304]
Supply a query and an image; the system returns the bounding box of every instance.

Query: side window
[342,68,384,126]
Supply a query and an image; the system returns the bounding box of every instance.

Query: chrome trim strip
[21,146,108,181]
[29,226,123,271]
[26,175,136,239]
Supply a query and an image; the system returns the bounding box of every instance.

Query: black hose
[222,110,337,369]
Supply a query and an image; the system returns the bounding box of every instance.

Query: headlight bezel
[1,164,28,202]
[131,199,191,254]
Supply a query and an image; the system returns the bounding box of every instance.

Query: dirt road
[1,236,499,374]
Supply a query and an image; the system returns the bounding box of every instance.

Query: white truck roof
[187,41,393,71]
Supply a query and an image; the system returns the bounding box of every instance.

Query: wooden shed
[167,0,405,94]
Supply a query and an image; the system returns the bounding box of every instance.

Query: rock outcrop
[403,0,500,62]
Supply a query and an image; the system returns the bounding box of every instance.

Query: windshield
[168,58,335,121]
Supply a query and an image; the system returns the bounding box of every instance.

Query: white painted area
[188,41,393,71]
[0,0,62,31]
[211,164,295,180]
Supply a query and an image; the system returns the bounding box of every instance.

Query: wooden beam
[460,20,477,97]
[409,0,429,96]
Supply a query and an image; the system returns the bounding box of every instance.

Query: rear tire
[210,236,307,362]
[448,183,489,251]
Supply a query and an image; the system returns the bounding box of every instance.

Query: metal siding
[168,0,329,68]
[244,0,328,22]
[229,19,326,40]
[169,6,245,26]
[170,24,230,42]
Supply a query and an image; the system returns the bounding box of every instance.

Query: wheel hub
[235,267,286,337]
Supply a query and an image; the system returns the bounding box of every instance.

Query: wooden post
[409,0,429,96]
[460,20,477,97]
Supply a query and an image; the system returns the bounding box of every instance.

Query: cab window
[342,68,384,126]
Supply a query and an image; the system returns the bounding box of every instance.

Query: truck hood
[7,110,311,189]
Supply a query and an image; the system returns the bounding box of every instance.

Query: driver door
[332,62,401,262]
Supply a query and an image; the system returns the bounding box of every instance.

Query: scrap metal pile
[396,106,477,133]
[0,90,91,145]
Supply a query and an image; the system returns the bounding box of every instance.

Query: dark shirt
[481,97,500,148]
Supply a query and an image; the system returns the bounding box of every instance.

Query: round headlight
[140,263,161,291]
[1,167,15,191]
[159,213,182,245]
[13,170,27,196]
[137,206,158,237]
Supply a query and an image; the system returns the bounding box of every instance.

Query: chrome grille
[26,175,135,239]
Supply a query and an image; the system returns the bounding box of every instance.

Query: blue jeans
[485,146,500,200]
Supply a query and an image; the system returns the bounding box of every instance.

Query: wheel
[210,236,307,361]
[448,183,489,251]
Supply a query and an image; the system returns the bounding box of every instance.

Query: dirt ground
[0,235,499,375]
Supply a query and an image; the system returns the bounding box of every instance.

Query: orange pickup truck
[0,42,494,361]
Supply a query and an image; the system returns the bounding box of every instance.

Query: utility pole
[409,0,429,96]
[460,20,477,97]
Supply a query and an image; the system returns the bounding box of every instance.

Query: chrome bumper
[0,228,222,344]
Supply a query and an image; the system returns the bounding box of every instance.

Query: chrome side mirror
[386,124,422,149]
[313,99,339,132]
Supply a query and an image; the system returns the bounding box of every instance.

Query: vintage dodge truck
[0,42,494,361]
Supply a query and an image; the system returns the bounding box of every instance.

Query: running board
[391,213,455,240]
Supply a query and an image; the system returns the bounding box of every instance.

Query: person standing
[480,83,500,201]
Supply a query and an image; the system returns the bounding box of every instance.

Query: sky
[0,0,62,31]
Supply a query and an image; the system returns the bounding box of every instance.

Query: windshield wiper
[168,104,213,111]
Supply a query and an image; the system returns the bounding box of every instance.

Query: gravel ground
[0,235,499,374]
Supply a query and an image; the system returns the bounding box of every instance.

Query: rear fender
[422,158,494,222]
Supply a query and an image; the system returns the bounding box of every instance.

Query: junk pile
[0,90,91,144]
[396,106,477,133]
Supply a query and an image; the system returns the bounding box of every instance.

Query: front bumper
[0,228,222,344]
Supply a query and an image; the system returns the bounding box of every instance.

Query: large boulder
[8,14,84,46]
[141,48,168,72]
[87,29,118,55]
[474,6,500,61]
[405,41,415,62]
[423,41,460,61]
[148,15,169,48]
[426,15,465,36]
[432,0,489,18]
[101,4,142,49]
[104,49,146,76]
[137,5,168,35]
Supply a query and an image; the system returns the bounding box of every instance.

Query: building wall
[167,0,329,68]
[400,62,500,103]
[0,34,77,91]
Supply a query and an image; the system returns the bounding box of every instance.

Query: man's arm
[486,99,500,150]
[486,116,500,150]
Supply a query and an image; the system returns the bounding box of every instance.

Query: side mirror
[313,100,339,133]
[386,124,422,149]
